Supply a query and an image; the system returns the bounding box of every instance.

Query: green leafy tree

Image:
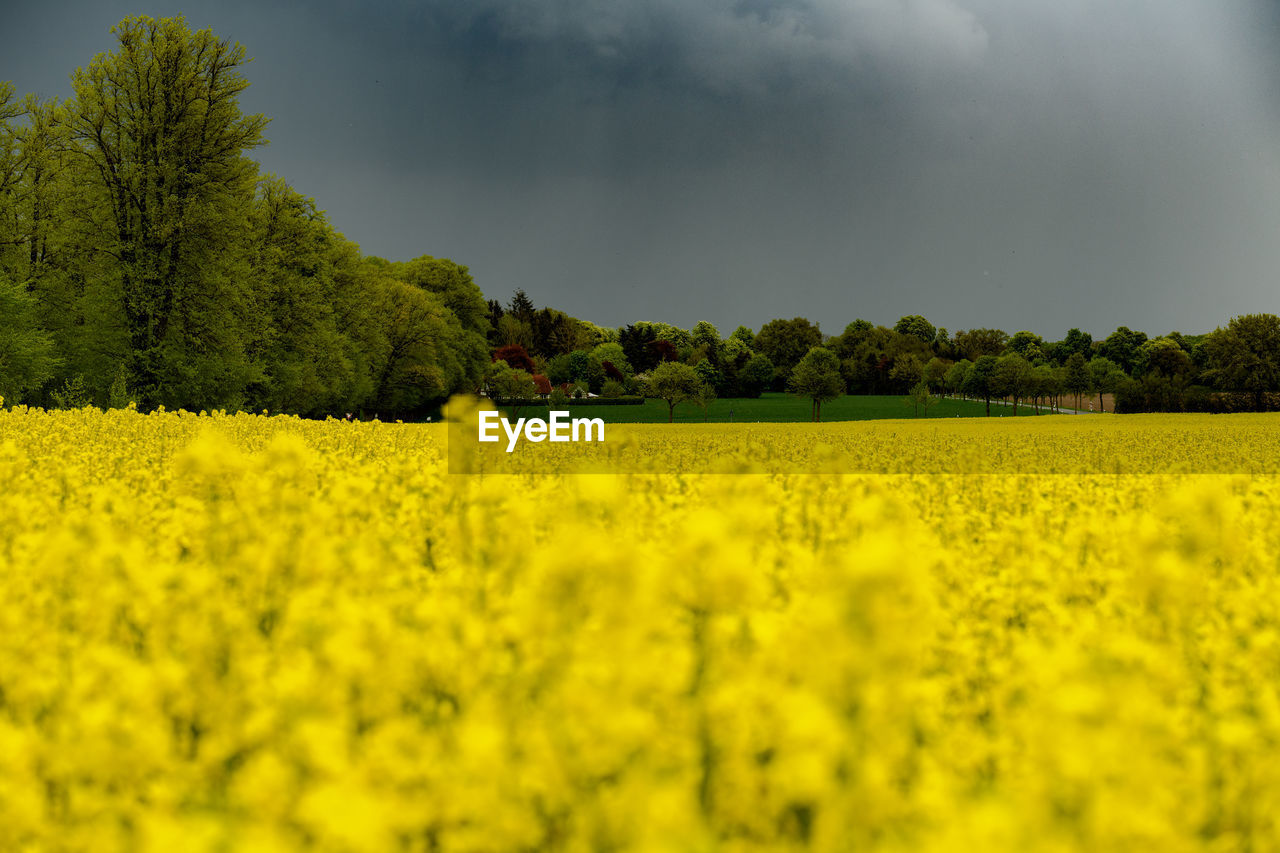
[635,321,691,351]
[484,360,537,398]
[729,325,756,350]
[1135,337,1195,380]
[368,277,485,417]
[1088,356,1125,412]
[508,289,536,324]
[944,359,972,398]
[739,353,774,398]
[1058,328,1093,363]
[691,321,721,354]
[1204,313,1280,411]
[530,307,580,358]
[923,357,950,392]
[1099,326,1148,374]
[496,314,534,349]
[544,354,573,387]
[952,328,1008,361]
[835,321,896,394]
[755,318,823,387]
[50,374,92,409]
[0,274,59,403]
[242,176,361,416]
[566,349,605,392]
[107,363,134,409]
[591,342,632,377]
[993,354,1033,415]
[691,379,716,422]
[322,238,391,414]
[834,319,876,358]
[66,15,268,408]
[964,355,999,416]
[572,320,615,350]
[889,353,924,393]
[392,255,490,336]
[1030,364,1061,413]
[1,91,73,311]
[649,361,701,423]
[1064,352,1091,410]
[721,335,750,364]
[894,315,936,343]
[1005,331,1045,362]
[788,346,844,422]
[0,80,21,202]
[693,357,721,391]
[905,380,939,418]
[484,360,539,418]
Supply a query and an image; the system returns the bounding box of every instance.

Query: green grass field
[516,393,1063,423]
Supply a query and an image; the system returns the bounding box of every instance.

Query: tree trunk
[668,401,675,423]
[985,396,990,416]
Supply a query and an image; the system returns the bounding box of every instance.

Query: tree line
[483,306,1280,420]
[3,17,1278,421]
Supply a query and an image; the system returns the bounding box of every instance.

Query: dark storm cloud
[5,1,1280,336]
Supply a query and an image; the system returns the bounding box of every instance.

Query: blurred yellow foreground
[1,402,1278,851]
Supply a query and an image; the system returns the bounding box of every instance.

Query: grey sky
[5,0,1280,337]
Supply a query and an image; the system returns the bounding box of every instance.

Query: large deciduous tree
[1064,352,1091,410]
[964,355,999,416]
[1204,313,1280,412]
[755,318,823,389]
[368,275,486,416]
[1088,356,1124,413]
[945,359,972,398]
[66,15,268,408]
[392,255,490,337]
[649,361,701,423]
[993,354,1033,415]
[952,328,1008,361]
[1099,326,1148,375]
[739,353,774,398]
[788,346,844,422]
[894,315,936,344]
[241,176,368,415]
[1058,328,1093,362]
[1005,331,1045,362]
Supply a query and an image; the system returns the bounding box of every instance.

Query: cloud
[423,0,989,101]
[370,0,1280,332]
[20,0,1274,332]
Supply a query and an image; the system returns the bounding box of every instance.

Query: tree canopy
[1204,314,1280,411]
[788,346,844,422]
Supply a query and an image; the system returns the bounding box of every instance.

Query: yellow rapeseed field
[1,402,1278,851]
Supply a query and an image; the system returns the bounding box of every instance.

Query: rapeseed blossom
[0,404,1277,850]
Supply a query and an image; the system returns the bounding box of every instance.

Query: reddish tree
[648,339,678,363]
[531,373,552,394]
[602,360,626,382]
[492,344,535,373]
